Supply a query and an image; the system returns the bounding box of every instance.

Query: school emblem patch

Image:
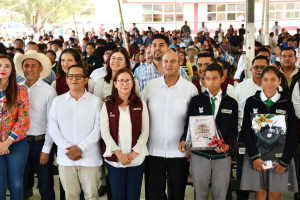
[253,108,258,114]
[109,112,115,117]
[199,107,203,113]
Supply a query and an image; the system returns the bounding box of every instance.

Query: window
[207,4,245,21]
[142,4,184,23]
[269,3,300,19]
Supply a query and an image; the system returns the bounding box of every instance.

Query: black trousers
[145,156,189,200]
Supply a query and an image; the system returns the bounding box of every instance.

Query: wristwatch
[78,147,83,153]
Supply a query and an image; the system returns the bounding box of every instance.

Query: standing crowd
[0,21,300,200]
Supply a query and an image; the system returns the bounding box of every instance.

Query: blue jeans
[24,139,55,200]
[107,161,145,200]
[0,138,29,200]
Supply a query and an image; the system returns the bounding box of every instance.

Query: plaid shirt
[139,62,190,91]
[0,85,29,142]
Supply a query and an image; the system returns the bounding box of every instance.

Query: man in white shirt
[14,50,57,199]
[198,22,208,33]
[49,65,102,200]
[274,29,280,43]
[256,29,265,45]
[215,23,223,34]
[51,39,63,61]
[140,51,198,200]
[271,21,282,33]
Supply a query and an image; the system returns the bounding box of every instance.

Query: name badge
[132,108,141,111]
[239,148,246,155]
[276,109,286,114]
[109,112,115,117]
[221,109,232,114]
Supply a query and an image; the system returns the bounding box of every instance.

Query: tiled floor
[6,174,295,200]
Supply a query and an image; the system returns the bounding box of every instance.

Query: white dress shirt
[199,26,208,33]
[207,88,222,119]
[261,90,280,103]
[48,90,102,167]
[140,76,198,158]
[271,26,282,33]
[20,77,57,154]
[90,67,107,82]
[198,79,242,131]
[51,79,95,94]
[100,101,149,168]
[93,78,140,101]
[55,49,62,61]
[292,82,300,119]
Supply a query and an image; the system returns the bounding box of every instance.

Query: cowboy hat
[185,46,198,55]
[14,50,52,79]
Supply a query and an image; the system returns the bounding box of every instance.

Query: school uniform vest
[56,76,89,95]
[192,79,228,94]
[101,93,143,162]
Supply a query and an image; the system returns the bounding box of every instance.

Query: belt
[27,134,45,142]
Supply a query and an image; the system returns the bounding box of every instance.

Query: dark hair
[252,55,269,65]
[257,47,270,56]
[276,45,284,51]
[56,49,84,77]
[264,45,271,50]
[0,56,17,110]
[205,63,224,77]
[218,60,231,76]
[140,44,146,49]
[178,51,187,65]
[0,48,8,55]
[72,30,75,33]
[6,47,15,52]
[104,47,131,83]
[261,66,281,79]
[273,61,281,68]
[45,50,56,57]
[255,41,262,47]
[84,42,96,57]
[269,32,274,37]
[27,41,40,52]
[69,37,75,43]
[287,38,294,42]
[51,39,63,48]
[59,36,64,43]
[83,37,89,42]
[67,64,88,77]
[96,39,107,46]
[15,39,24,45]
[14,48,24,54]
[281,47,296,57]
[152,34,169,45]
[38,44,45,53]
[197,53,215,63]
[132,51,140,60]
[109,68,139,106]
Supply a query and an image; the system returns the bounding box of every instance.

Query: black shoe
[26,189,33,199]
[53,165,59,175]
[98,186,107,197]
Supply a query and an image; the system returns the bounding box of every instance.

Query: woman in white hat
[0,55,29,200]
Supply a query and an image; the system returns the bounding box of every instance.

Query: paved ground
[6,174,295,200]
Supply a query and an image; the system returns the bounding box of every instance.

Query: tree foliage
[0,0,94,32]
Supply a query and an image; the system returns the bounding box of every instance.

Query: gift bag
[251,113,287,170]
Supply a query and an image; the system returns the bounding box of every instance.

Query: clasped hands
[114,150,138,166]
[66,145,82,161]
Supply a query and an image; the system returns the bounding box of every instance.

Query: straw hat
[185,46,198,55]
[14,50,52,79]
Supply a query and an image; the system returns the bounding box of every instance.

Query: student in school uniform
[179,63,239,200]
[240,66,298,199]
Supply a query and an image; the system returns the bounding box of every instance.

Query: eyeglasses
[252,65,266,70]
[66,74,86,80]
[117,79,133,85]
